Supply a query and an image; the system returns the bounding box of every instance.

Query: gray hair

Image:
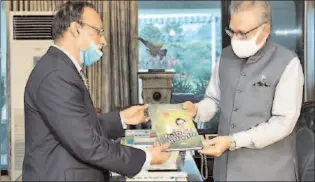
[229,1,272,24]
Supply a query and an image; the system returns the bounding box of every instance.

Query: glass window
[304,1,315,101]
[138,1,221,102]
[1,0,7,170]
[138,1,221,132]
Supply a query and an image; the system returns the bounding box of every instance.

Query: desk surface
[111,151,203,181]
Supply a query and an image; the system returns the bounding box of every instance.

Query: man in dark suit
[22,1,170,181]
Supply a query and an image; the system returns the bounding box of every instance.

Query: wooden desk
[110,151,203,181]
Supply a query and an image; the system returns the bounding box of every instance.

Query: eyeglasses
[78,21,104,37]
[225,22,266,39]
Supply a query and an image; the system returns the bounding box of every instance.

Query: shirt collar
[52,44,82,72]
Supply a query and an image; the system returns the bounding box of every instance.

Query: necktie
[79,70,90,92]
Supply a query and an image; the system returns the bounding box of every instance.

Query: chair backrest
[297,101,315,132]
[296,127,315,181]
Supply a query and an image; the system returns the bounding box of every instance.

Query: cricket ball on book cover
[148,104,203,151]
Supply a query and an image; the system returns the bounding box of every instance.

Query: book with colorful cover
[148,104,203,151]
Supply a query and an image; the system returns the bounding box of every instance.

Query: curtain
[8,0,61,11]
[7,0,139,113]
[98,1,139,112]
[8,0,104,11]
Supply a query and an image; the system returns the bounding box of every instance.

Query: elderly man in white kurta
[183,1,304,181]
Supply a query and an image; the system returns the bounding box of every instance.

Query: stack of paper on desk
[121,129,183,171]
[125,129,155,137]
[149,151,182,171]
[112,130,188,181]
[126,171,187,181]
[122,130,156,149]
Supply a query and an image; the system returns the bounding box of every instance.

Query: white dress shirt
[195,55,304,149]
[52,45,152,171]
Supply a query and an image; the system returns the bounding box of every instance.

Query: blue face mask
[80,41,103,66]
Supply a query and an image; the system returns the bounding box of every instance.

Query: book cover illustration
[148,104,203,151]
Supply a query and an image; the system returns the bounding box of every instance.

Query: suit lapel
[46,46,82,78]
[46,46,105,135]
[47,46,91,95]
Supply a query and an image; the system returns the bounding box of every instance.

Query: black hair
[51,1,95,41]
[175,118,186,125]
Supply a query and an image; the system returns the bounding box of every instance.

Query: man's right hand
[148,143,171,164]
[182,101,197,118]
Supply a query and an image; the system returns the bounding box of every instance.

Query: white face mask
[231,26,266,58]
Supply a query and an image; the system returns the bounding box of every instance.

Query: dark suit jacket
[22,46,146,181]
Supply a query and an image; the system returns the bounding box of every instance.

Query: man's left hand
[200,136,233,157]
[120,104,150,125]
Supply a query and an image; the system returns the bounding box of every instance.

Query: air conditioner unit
[7,11,54,181]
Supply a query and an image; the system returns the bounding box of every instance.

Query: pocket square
[253,81,270,87]
[253,75,270,87]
